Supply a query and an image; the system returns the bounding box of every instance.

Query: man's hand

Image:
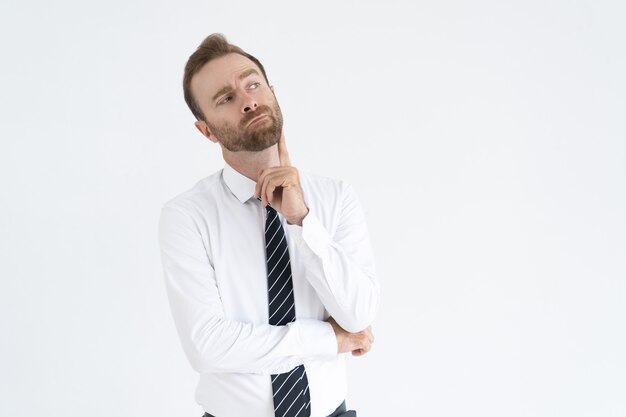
[255,133,309,225]
[326,317,375,357]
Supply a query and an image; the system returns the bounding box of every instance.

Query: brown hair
[183,33,270,121]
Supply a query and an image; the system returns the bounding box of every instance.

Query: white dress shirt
[158,163,380,417]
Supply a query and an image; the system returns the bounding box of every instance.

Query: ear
[194,120,219,144]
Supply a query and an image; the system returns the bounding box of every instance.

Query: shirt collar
[222,162,257,204]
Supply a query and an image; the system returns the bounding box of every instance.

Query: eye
[248,82,261,90]
[219,96,232,105]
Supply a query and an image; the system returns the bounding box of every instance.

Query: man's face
[191,53,283,152]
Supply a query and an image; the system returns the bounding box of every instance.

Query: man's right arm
[158,204,338,375]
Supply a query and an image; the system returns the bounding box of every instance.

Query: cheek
[210,110,240,127]
[263,95,280,111]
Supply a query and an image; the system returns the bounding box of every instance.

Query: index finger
[277,132,291,167]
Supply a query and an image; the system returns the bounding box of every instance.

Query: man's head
[183,34,283,152]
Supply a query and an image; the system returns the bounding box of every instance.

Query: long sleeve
[158,205,337,375]
[286,182,380,333]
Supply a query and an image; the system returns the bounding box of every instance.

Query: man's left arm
[285,181,380,333]
[255,134,380,334]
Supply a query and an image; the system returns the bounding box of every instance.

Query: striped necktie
[265,205,311,417]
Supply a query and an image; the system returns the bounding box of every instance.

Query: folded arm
[159,205,337,375]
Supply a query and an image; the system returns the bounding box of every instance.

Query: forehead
[191,53,262,98]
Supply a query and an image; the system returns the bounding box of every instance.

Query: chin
[250,134,280,151]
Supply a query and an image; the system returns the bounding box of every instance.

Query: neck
[222,144,280,181]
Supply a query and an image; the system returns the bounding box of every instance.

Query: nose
[241,92,258,113]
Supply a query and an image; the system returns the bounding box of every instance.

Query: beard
[206,102,283,152]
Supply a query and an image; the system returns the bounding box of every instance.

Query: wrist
[286,207,309,226]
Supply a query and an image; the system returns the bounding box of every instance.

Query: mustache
[240,105,274,128]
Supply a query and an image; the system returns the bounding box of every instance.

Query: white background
[1,1,625,416]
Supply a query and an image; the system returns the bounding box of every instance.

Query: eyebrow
[211,68,262,102]
[238,68,260,81]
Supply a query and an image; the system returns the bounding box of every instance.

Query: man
[159,34,380,417]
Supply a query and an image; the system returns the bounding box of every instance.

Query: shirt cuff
[285,209,331,259]
[291,319,337,360]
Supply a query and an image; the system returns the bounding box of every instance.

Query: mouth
[247,114,269,127]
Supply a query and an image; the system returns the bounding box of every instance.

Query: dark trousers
[203,400,356,417]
